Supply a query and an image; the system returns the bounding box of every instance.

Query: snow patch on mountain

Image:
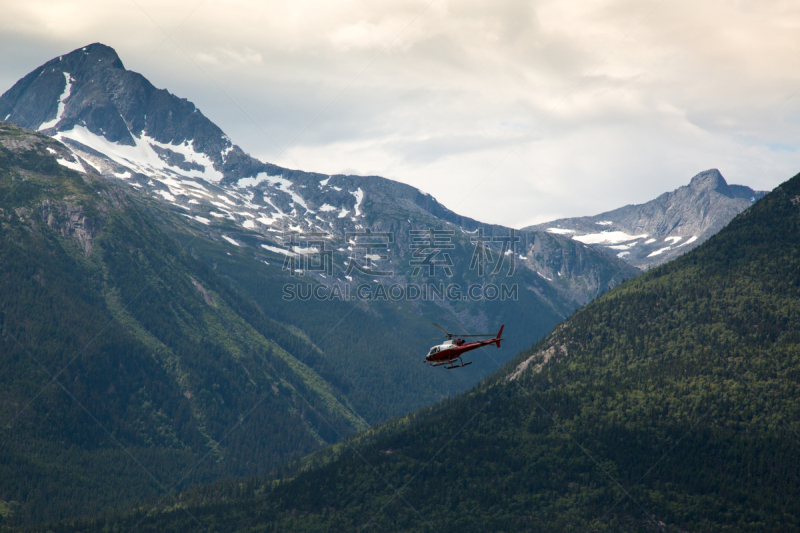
[608,242,638,250]
[221,137,234,158]
[55,126,224,183]
[573,231,648,245]
[56,155,84,173]
[156,190,176,202]
[261,244,293,256]
[352,188,364,217]
[237,175,269,188]
[39,72,72,131]
[256,173,311,212]
[648,246,672,257]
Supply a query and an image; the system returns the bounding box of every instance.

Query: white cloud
[1,0,800,227]
[196,46,262,66]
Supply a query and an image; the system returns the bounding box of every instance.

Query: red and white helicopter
[424,323,505,369]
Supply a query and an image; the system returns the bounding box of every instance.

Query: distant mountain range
[526,169,767,269]
[0,43,636,307]
[0,44,765,281]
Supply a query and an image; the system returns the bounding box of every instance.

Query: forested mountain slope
[0,122,614,527]
[65,171,800,532]
[0,122,370,524]
[0,43,641,422]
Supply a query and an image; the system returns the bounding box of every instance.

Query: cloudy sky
[2,0,800,227]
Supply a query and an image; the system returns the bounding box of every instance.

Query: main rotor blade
[458,334,496,337]
[414,335,446,344]
[431,322,451,335]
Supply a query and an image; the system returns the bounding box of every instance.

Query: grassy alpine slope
[0,122,368,525]
[61,171,800,532]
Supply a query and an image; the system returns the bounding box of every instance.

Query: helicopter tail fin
[495,325,504,348]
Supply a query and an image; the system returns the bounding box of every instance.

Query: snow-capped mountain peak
[0,43,639,307]
[526,169,768,269]
[1,43,238,177]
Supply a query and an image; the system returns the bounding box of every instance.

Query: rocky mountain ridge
[0,42,636,311]
[525,169,767,269]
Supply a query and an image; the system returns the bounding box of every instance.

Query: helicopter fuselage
[425,325,504,368]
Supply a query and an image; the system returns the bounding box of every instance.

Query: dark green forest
[0,124,369,524]
[141,171,614,423]
[41,171,800,531]
[166,232,568,422]
[0,122,583,526]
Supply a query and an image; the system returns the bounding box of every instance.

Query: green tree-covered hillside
[68,171,800,532]
[0,123,368,525]
[0,121,583,527]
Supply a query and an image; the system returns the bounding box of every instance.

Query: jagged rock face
[525,169,768,269]
[0,43,233,161]
[0,43,637,310]
[0,123,113,255]
[41,199,96,254]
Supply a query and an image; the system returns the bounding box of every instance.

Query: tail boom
[495,325,504,348]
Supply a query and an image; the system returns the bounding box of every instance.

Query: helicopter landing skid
[445,359,472,369]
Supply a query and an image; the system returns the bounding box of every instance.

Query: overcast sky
[2,0,800,227]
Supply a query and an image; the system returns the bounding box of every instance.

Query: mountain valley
[0,45,640,525]
[0,41,792,532]
[55,165,800,533]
